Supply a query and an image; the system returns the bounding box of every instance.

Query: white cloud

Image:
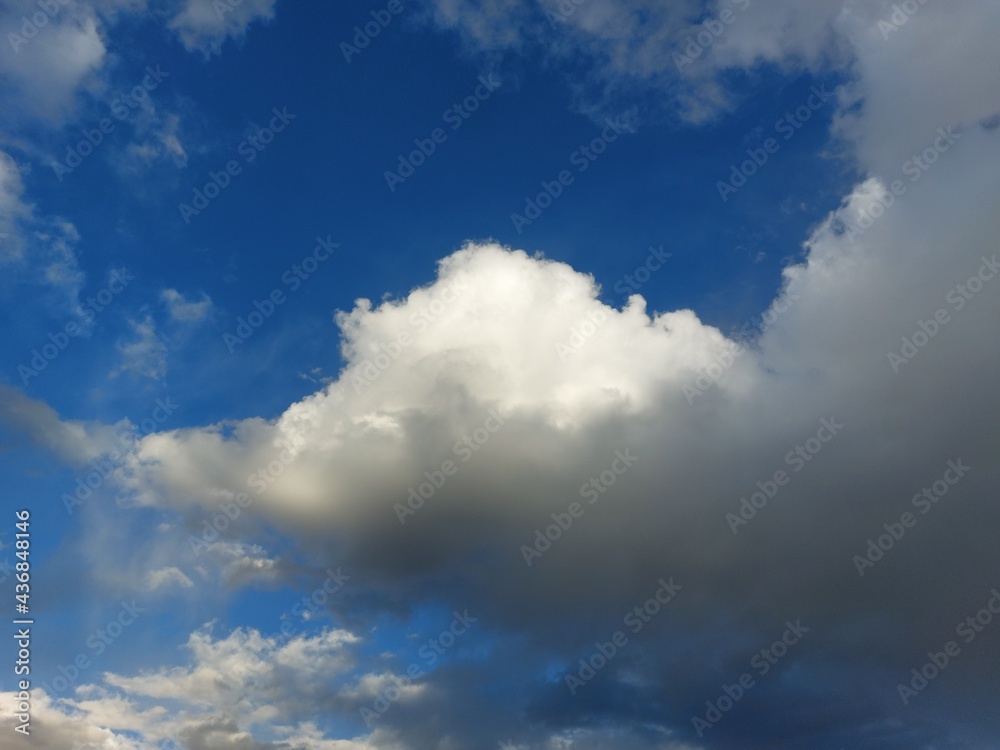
[94,623,363,743]
[115,109,190,176]
[0,149,32,261]
[168,0,277,58]
[0,150,86,309]
[0,384,125,465]
[145,566,195,590]
[0,5,107,123]
[338,671,426,703]
[423,0,845,121]
[157,112,189,165]
[198,541,279,586]
[0,688,151,750]
[422,0,1000,130]
[119,243,740,524]
[0,681,404,750]
[161,288,213,323]
[111,316,168,380]
[831,1,1000,178]
[0,0,260,126]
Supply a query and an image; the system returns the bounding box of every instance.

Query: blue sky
[5,6,848,424]
[1,1,1000,749]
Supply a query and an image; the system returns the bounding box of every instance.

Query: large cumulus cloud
[111,113,1000,744]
